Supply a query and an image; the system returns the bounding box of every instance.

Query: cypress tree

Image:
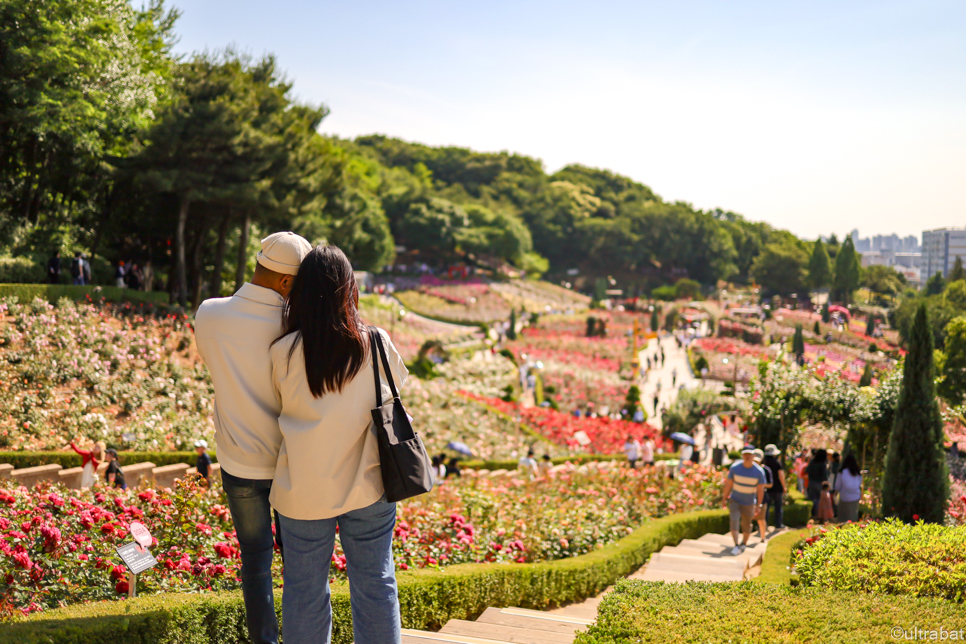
[950,256,966,283]
[586,316,598,338]
[507,309,517,340]
[792,324,805,357]
[624,385,643,418]
[882,303,950,523]
[859,363,873,387]
[808,238,832,291]
[813,320,820,335]
[821,301,831,324]
[650,310,659,332]
[833,237,861,304]
[865,313,876,337]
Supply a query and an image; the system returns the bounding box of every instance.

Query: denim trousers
[278,498,400,644]
[221,470,279,644]
[768,492,784,528]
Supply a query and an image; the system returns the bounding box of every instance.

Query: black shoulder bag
[369,327,434,502]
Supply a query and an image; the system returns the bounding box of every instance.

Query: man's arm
[721,478,733,507]
[756,482,765,507]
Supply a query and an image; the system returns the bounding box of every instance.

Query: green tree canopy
[750,240,808,296]
[938,316,966,406]
[807,238,832,290]
[950,256,966,283]
[833,236,861,304]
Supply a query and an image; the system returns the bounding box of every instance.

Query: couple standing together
[195,232,408,644]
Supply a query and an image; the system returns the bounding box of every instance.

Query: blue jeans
[221,470,279,644]
[278,498,400,644]
[768,491,784,528]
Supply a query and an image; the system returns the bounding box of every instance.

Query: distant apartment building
[921,227,966,283]
[850,229,919,254]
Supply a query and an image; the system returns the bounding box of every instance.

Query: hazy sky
[169,0,965,241]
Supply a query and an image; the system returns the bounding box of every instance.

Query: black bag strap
[369,327,383,406]
[371,327,399,399]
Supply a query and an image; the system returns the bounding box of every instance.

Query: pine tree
[792,324,805,358]
[925,271,946,296]
[808,238,832,291]
[833,237,861,304]
[507,309,517,340]
[859,363,873,387]
[623,385,642,418]
[882,303,950,523]
[951,256,966,283]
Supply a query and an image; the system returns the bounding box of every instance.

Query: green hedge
[2,508,735,643]
[0,451,213,470]
[0,284,170,306]
[574,580,966,643]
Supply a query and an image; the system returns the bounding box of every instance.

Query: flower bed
[0,465,720,616]
[0,297,210,451]
[460,392,665,454]
[357,295,477,361]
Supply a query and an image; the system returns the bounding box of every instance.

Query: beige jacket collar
[235,282,285,307]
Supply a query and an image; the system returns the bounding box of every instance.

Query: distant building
[849,229,917,254]
[921,227,966,283]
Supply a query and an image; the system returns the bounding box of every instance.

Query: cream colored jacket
[195,284,285,480]
[269,327,408,520]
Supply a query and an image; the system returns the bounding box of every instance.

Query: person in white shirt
[518,448,539,478]
[194,231,311,644]
[270,245,407,644]
[623,435,641,469]
[641,437,655,466]
[834,453,863,522]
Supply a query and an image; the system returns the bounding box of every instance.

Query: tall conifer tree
[808,238,832,291]
[882,303,949,523]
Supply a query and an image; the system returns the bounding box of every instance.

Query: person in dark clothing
[446,457,462,478]
[762,444,787,528]
[104,449,127,489]
[195,439,212,484]
[47,252,61,284]
[126,263,142,290]
[806,449,828,517]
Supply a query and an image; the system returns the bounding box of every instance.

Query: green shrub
[796,519,966,601]
[574,579,966,643]
[1,509,736,643]
[0,451,214,470]
[0,256,45,284]
[0,284,169,306]
[651,285,677,301]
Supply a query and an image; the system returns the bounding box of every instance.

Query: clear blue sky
[168,0,965,241]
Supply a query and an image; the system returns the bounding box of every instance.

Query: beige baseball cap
[256,232,312,275]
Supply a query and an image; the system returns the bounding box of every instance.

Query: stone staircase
[400,606,593,643]
[396,531,777,643]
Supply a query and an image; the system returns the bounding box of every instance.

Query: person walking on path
[269,246,407,644]
[641,436,655,467]
[623,435,641,469]
[70,252,85,285]
[69,440,105,488]
[834,454,863,522]
[195,439,212,485]
[793,451,807,494]
[671,367,677,387]
[47,251,61,284]
[721,446,766,556]
[752,449,772,540]
[806,449,829,518]
[762,444,787,529]
[194,231,312,644]
[115,261,126,288]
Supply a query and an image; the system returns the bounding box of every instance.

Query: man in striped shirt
[721,446,767,556]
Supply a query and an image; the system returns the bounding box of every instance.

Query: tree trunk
[234,212,251,291]
[189,217,208,309]
[175,192,190,307]
[210,209,232,298]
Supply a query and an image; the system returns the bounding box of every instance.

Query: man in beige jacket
[194,231,311,644]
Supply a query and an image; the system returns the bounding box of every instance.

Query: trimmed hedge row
[0,284,170,306]
[2,509,734,643]
[459,453,677,470]
[0,451,212,470]
[574,579,966,643]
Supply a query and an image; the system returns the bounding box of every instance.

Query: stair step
[475,608,587,634]
[649,552,748,571]
[498,608,594,626]
[440,619,576,644]
[697,533,766,547]
[402,629,512,644]
[635,568,744,583]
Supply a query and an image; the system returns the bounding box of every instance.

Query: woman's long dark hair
[274,245,368,397]
[842,453,861,476]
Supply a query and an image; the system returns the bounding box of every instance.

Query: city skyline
[168,0,966,241]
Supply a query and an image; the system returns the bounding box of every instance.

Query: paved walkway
[637,334,695,429]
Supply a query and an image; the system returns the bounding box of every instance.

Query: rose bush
[0,464,722,616]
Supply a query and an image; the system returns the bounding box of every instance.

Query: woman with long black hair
[270,245,407,644]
